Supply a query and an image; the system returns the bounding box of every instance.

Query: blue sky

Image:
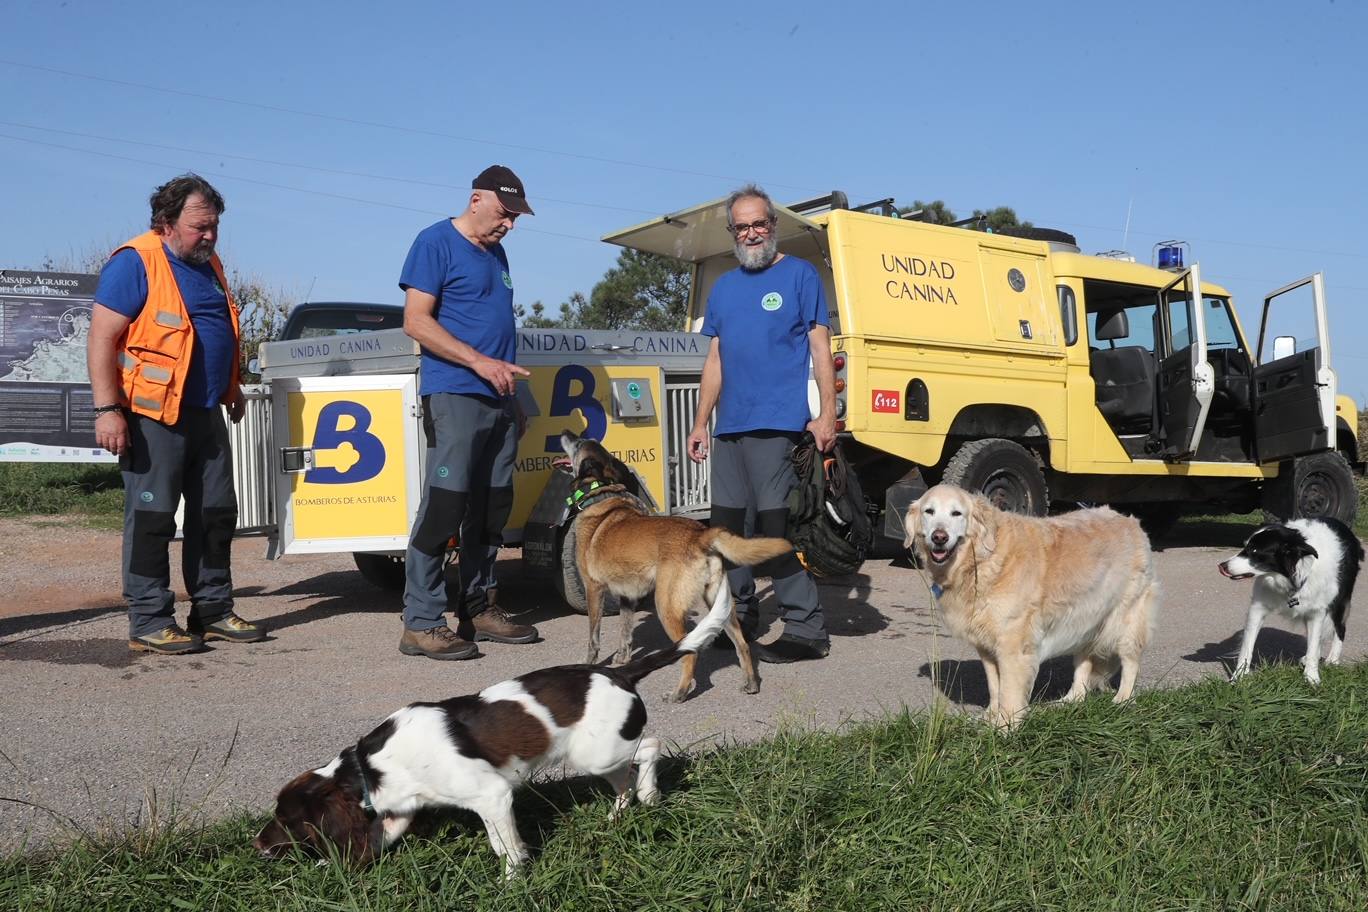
[4,0,1367,397]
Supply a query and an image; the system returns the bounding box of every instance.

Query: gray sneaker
[399,625,480,660]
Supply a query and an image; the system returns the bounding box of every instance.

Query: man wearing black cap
[396,165,539,660]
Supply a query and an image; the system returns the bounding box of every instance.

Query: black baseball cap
[472,165,534,216]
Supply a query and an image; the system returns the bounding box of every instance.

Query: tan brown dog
[904,484,1158,729]
[560,430,792,702]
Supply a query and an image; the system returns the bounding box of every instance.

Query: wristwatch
[92,404,124,415]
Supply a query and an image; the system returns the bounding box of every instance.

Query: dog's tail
[616,578,733,686]
[702,528,794,567]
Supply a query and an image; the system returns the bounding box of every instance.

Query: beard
[177,241,215,266]
[734,233,779,271]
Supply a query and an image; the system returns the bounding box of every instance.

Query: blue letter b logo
[307,400,385,484]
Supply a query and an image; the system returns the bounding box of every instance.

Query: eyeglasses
[728,218,774,237]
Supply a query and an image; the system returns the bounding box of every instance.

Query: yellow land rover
[606,192,1359,541]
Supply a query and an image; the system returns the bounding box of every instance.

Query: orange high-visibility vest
[111,231,241,426]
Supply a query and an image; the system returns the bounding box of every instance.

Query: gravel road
[1,516,1359,854]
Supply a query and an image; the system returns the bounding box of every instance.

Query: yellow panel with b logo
[509,363,667,533]
[274,374,423,554]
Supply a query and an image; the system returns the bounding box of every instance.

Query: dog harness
[352,744,377,818]
[565,480,645,516]
[564,480,606,512]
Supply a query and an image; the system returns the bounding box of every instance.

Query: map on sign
[1,305,92,381]
[0,270,112,463]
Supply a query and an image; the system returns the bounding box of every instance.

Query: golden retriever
[903,484,1158,728]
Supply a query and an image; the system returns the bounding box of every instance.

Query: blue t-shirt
[399,219,516,398]
[701,255,829,435]
[94,246,236,410]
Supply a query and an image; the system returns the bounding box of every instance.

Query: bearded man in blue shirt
[687,184,838,663]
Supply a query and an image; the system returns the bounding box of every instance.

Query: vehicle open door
[1155,265,1213,460]
[1253,273,1333,463]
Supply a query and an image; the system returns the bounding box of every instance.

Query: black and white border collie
[253,583,734,876]
[1218,517,1363,685]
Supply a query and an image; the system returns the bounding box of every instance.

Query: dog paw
[663,682,696,703]
[741,681,760,695]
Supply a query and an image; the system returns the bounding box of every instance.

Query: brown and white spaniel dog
[253,581,733,876]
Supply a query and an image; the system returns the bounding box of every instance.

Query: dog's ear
[968,493,997,558]
[1279,540,1319,578]
[903,497,923,550]
[603,457,628,485]
[313,782,379,865]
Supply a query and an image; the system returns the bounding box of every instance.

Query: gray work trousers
[709,431,827,642]
[402,392,518,631]
[120,407,238,638]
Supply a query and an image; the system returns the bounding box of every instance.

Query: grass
[4,664,1368,911]
[0,463,123,528]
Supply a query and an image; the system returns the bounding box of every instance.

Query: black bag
[786,433,872,577]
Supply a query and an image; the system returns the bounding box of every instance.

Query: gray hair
[725,184,778,228]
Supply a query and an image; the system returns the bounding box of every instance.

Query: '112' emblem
[871,390,900,413]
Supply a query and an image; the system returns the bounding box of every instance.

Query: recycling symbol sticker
[501,271,513,289]
[761,292,783,311]
[626,382,642,400]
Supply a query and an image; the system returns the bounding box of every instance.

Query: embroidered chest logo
[761,292,783,312]
[501,271,513,289]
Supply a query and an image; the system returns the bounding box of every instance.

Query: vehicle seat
[1206,348,1252,431]
[1089,309,1156,431]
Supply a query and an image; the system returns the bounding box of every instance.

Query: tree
[899,199,958,225]
[970,206,1033,232]
[231,273,296,381]
[513,300,568,329]
[552,250,690,331]
[895,201,1034,232]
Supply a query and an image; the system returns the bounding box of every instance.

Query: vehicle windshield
[287,307,403,339]
[1084,281,1244,356]
[1204,297,1240,350]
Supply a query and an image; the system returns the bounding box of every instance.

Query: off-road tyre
[993,226,1078,246]
[353,552,405,591]
[553,520,589,614]
[941,438,1049,516]
[1262,451,1358,526]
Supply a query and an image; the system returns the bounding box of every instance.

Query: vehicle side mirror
[247,357,260,375]
[1272,336,1295,361]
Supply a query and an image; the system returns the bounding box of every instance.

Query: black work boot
[753,634,830,664]
[468,590,539,644]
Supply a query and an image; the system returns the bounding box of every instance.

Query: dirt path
[0,516,1358,854]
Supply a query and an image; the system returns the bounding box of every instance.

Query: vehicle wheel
[1263,452,1358,526]
[941,438,1049,516]
[554,520,589,614]
[353,552,405,591]
[992,226,1078,246]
